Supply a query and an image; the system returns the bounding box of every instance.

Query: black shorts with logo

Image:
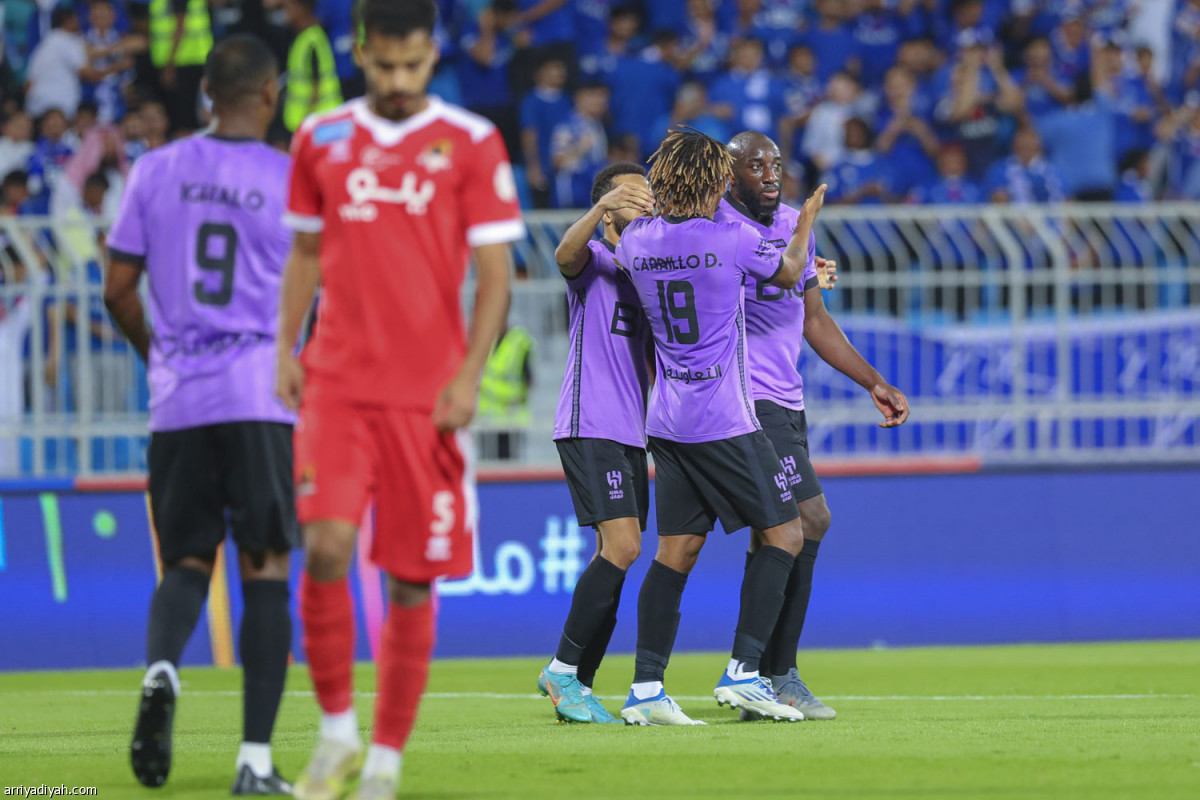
[755,400,824,504]
[649,431,801,536]
[556,438,650,530]
[148,421,299,564]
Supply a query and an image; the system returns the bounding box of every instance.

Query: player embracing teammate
[277,0,524,797]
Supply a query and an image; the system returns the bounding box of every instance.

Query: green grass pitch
[1,641,1198,799]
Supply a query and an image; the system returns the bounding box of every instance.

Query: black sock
[146,566,210,666]
[766,538,820,676]
[731,546,796,673]
[576,571,625,689]
[240,579,292,744]
[633,560,688,683]
[555,556,626,668]
[744,549,776,675]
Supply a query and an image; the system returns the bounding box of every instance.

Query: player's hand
[870,383,910,428]
[815,256,838,290]
[433,372,478,432]
[799,184,827,225]
[276,348,304,411]
[598,181,655,215]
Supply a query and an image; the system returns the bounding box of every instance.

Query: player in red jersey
[275,1,524,797]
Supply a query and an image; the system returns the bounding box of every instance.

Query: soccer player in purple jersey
[105,35,297,795]
[536,163,656,724]
[616,128,825,725]
[719,130,910,721]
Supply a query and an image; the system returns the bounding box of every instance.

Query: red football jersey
[285,97,525,410]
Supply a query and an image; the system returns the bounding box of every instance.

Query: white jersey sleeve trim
[466,218,526,247]
[283,212,325,233]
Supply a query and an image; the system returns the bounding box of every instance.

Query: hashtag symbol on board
[539,516,587,593]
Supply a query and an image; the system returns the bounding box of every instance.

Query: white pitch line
[4,690,1192,701]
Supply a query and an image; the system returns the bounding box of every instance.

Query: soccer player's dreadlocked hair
[647,126,734,219]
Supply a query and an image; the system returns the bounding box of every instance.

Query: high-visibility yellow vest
[478,327,533,424]
[284,25,343,132]
[149,0,213,68]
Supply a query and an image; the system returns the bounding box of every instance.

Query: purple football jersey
[553,239,650,448]
[106,135,294,431]
[715,195,819,410]
[616,215,782,443]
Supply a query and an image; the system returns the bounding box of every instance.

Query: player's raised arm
[275,231,321,411]
[770,184,826,289]
[434,242,513,431]
[803,281,910,428]
[555,180,654,278]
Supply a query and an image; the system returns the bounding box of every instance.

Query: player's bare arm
[803,287,910,428]
[433,242,513,431]
[770,184,826,290]
[103,258,151,362]
[275,231,322,411]
[555,182,654,277]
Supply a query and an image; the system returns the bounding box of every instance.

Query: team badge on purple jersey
[106,135,295,431]
[715,195,819,410]
[616,214,783,443]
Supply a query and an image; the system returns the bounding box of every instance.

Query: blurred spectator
[150,0,214,133]
[2,0,40,85]
[1115,148,1151,203]
[777,43,821,162]
[509,0,577,94]
[933,32,1021,181]
[26,108,77,214]
[1,170,32,215]
[578,3,639,78]
[56,124,129,220]
[26,7,121,119]
[138,99,170,150]
[911,145,983,204]
[1051,9,1090,85]
[519,56,571,207]
[1036,75,1117,200]
[1136,45,1172,119]
[805,0,856,84]
[1092,37,1156,161]
[802,71,866,172]
[120,109,150,163]
[1159,101,1200,199]
[460,0,527,159]
[1014,38,1072,121]
[316,0,361,98]
[709,38,782,143]
[852,0,905,89]
[550,81,609,208]
[0,244,32,475]
[679,0,729,85]
[606,29,681,160]
[74,100,99,141]
[824,117,891,205]
[938,0,989,55]
[894,37,940,116]
[985,126,1066,204]
[728,0,803,70]
[83,0,137,124]
[282,0,343,133]
[0,111,35,178]
[655,80,728,145]
[875,66,939,196]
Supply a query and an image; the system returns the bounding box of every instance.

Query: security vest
[478,327,533,424]
[149,0,213,69]
[284,25,343,132]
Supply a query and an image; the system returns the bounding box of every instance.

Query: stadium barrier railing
[2,204,1199,478]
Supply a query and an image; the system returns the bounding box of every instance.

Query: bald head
[726,130,782,222]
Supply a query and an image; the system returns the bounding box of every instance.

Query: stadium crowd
[0,0,1199,220]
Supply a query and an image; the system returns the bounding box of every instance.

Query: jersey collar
[350,96,443,147]
[723,190,774,227]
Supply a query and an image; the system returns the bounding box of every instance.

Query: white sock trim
[548,658,578,675]
[319,709,360,746]
[362,744,402,779]
[236,742,273,778]
[144,660,181,696]
[631,681,663,700]
[726,658,759,681]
